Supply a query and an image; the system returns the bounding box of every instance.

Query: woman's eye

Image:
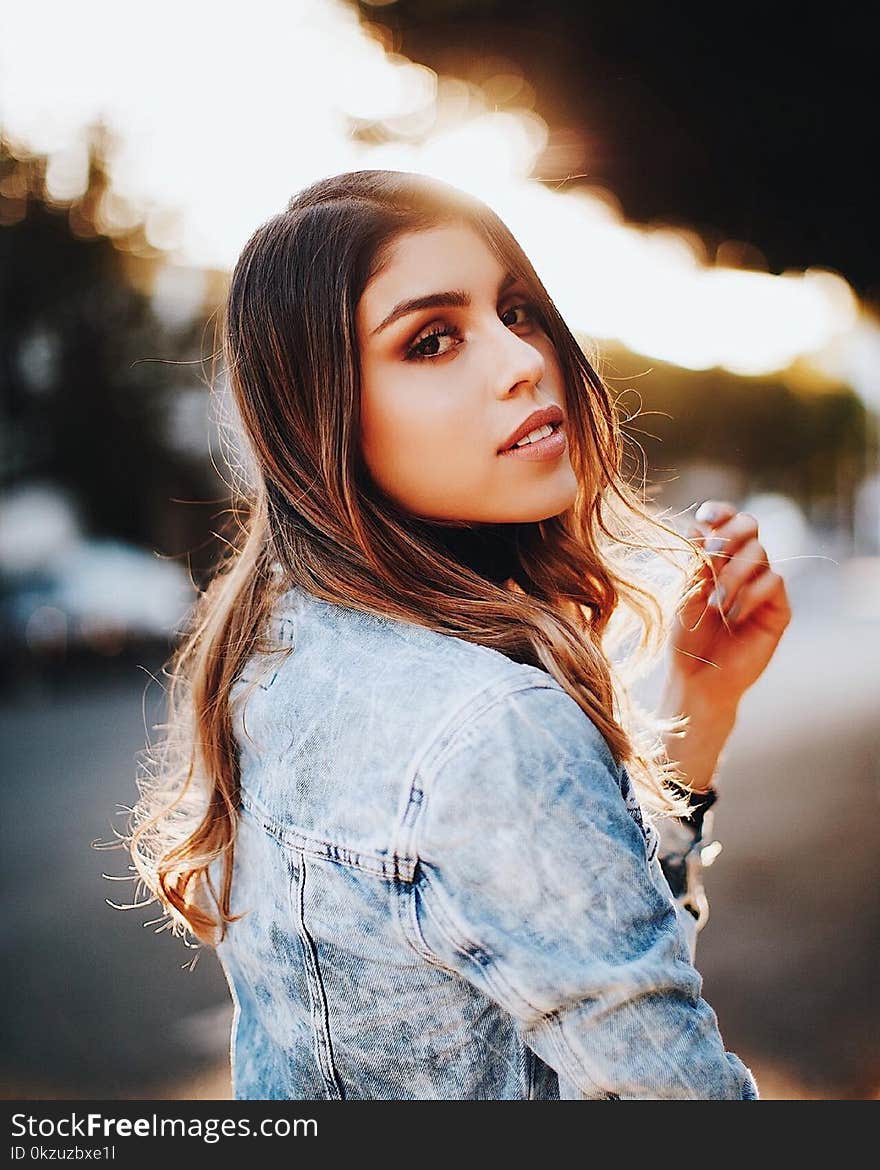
[404,302,537,362]
[501,302,534,328]
[405,325,461,362]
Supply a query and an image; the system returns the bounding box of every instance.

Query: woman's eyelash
[405,324,461,362]
[404,302,537,362]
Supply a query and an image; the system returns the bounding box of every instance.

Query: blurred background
[1,0,877,1101]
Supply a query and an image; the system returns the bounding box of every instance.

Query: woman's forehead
[358,223,511,329]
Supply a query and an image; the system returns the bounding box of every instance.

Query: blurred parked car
[0,482,192,668]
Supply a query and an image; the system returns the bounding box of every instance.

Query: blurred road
[0,654,230,1098]
[694,597,880,1098]
[1,560,877,1099]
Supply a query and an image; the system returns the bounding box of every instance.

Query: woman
[126,169,790,1099]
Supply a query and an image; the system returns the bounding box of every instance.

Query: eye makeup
[402,301,539,362]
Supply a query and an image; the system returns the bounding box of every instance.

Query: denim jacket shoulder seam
[390,675,563,971]
[392,676,614,1024]
[391,676,565,870]
[408,676,622,835]
[417,677,568,783]
[392,677,649,1041]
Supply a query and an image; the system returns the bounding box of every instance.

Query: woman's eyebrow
[370,271,519,336]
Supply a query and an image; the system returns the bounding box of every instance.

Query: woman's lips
[497,424,566,461]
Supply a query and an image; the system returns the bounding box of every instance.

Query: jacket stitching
[394,873,455,971]
[292,855,346,1100]
[393,678,569,868]
[524,1041,536,1100]
[529,1012,615,1100]
[395,678,633,1028]
[405,868,620,1100]
[240,789,418,882]
[398,867,573,1099]
[396,874,535,1089]
[421,680,572,779]
[395,676,658,1098]
[408,866,543,1023]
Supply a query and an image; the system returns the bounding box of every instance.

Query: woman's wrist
[658,673,739,794]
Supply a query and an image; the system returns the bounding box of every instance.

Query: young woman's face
[356,222,579,523]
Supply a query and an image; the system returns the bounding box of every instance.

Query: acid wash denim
[209,584,759,1100]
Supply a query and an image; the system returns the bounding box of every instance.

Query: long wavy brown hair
[122,169,712,947]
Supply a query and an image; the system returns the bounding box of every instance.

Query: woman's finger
[707,538,771,613]
[691,510,760,565]
[726,569,791,628]
[694,499,738,528]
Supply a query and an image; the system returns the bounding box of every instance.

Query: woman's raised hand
[668,499,792,711]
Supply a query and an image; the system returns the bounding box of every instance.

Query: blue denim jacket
[210,584,759,1099]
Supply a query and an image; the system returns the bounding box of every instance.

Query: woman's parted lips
[498,403,565,452]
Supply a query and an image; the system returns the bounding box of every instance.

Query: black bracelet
[660,783,718,911]
[666,780,718,837]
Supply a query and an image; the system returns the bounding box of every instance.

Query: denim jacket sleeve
[407,681,759,1100]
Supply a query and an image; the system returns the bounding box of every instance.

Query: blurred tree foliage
[0,124,219,564]
[598,344,869,516]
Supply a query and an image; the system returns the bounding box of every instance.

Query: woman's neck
[421,519,525,586]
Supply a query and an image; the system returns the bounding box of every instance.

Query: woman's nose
[490,318,546,396]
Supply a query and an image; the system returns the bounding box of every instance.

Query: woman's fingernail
[695,502,722,523]
[707,585,726,609]
[705,537,725,554]
[727,601,741,622]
